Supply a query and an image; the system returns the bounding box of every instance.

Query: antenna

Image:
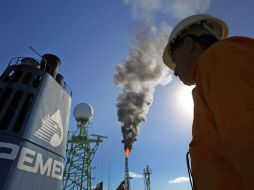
[29,46,47,63]
[91,134,108,139]
[29,46,43,58]
[108,160,111,190]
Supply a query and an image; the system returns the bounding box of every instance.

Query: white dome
[73,103,94,122]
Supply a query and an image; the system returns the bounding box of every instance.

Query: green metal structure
[144,165,151,190]
[62,119,107,190]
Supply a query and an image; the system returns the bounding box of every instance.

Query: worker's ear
[183,36,195,52]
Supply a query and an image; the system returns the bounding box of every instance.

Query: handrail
[8,57,72,96]
[8,57,41,67]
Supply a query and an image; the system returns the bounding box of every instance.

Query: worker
[162,14,254,190]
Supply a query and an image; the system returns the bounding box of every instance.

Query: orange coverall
[190,36,254,190]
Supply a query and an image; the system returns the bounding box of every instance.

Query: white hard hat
[163,14,229,70]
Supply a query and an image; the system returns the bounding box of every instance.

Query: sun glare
[177,85,194,117]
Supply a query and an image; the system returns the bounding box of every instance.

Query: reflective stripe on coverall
[190,36,254,190]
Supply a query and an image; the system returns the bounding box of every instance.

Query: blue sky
[0,1,254,190]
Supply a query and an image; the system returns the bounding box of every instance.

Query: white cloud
[129,171,143,178]
[124,0,163,11]
[123,0,213,21]
[169,0,212,20]
[123,0,164,22]
[169,177,189,183]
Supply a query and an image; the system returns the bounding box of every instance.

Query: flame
[125,148,130,157]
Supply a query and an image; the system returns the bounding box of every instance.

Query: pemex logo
[34,109,64,147]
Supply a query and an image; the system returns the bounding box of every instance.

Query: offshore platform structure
[0,54,72,190]
[144,165,151,190]
[62,103,107,190]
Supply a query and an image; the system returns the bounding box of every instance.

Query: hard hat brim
[162,42,175,71]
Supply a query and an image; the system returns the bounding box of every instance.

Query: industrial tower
[144,165,152,190]
[62,103,107,190]
[124,157,131,190]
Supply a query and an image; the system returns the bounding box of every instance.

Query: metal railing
[7,57,72,96]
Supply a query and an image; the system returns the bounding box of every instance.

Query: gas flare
[125,148,131,157]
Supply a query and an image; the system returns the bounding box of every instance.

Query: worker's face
[172,37,197,86]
